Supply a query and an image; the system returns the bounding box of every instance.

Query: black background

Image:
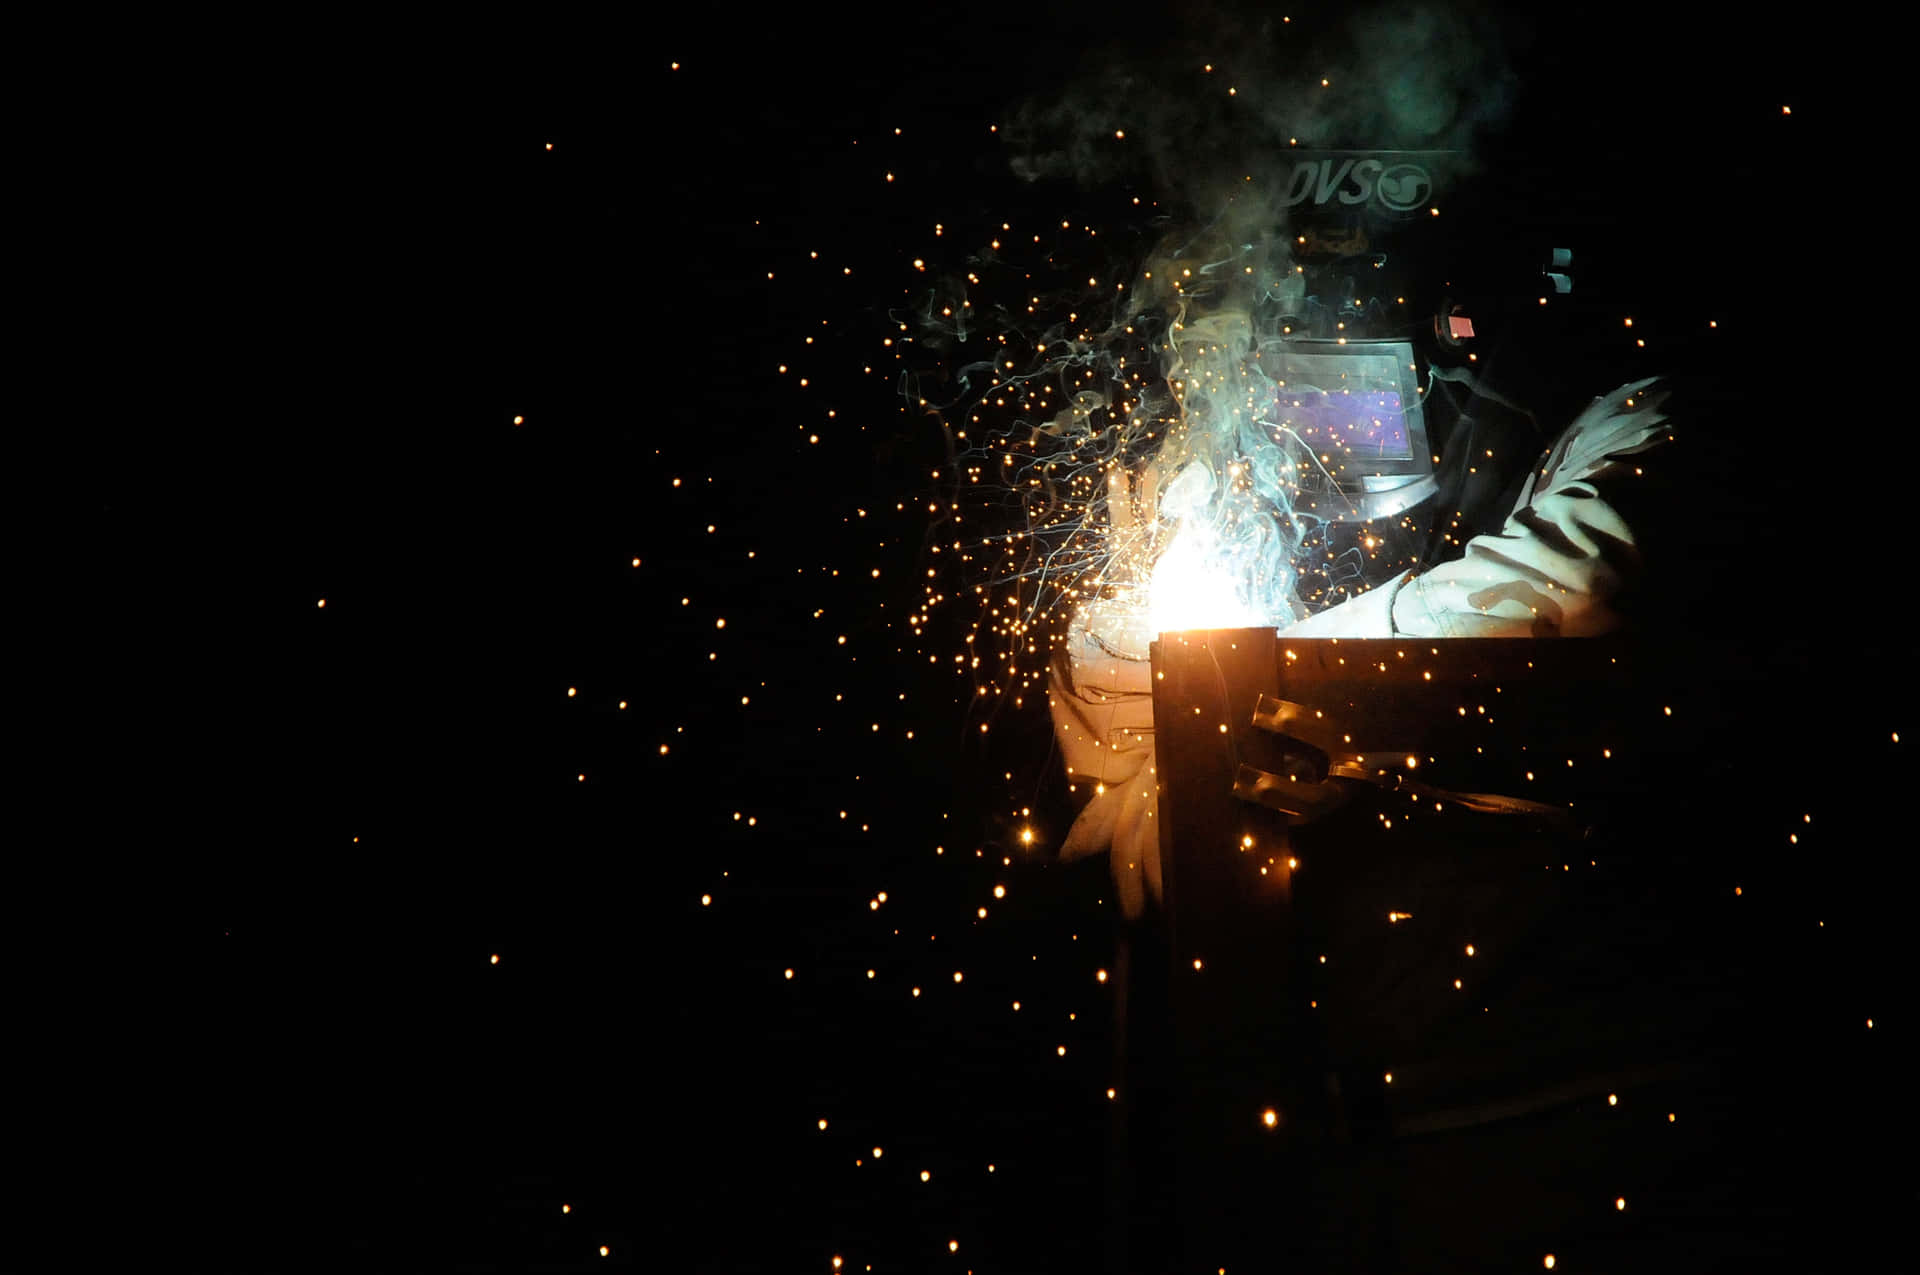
[95,6,1913,1271]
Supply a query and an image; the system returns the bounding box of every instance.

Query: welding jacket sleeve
[1285,376,1673,639]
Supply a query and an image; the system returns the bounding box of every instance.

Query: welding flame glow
[966,219,1357,644]
[1148,521,1269,634]
[904,187,1399,721]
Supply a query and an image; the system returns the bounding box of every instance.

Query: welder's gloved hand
[1288,376,1674,639]
[1047,597,1161,920]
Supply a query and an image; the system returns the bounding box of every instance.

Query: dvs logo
[1281,157,1434,213]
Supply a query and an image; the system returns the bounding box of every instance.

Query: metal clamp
[1237,693,1578,831]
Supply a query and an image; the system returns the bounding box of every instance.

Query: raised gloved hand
[1289,376,1673,639]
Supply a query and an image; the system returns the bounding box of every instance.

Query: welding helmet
[1254,337,1438,524]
